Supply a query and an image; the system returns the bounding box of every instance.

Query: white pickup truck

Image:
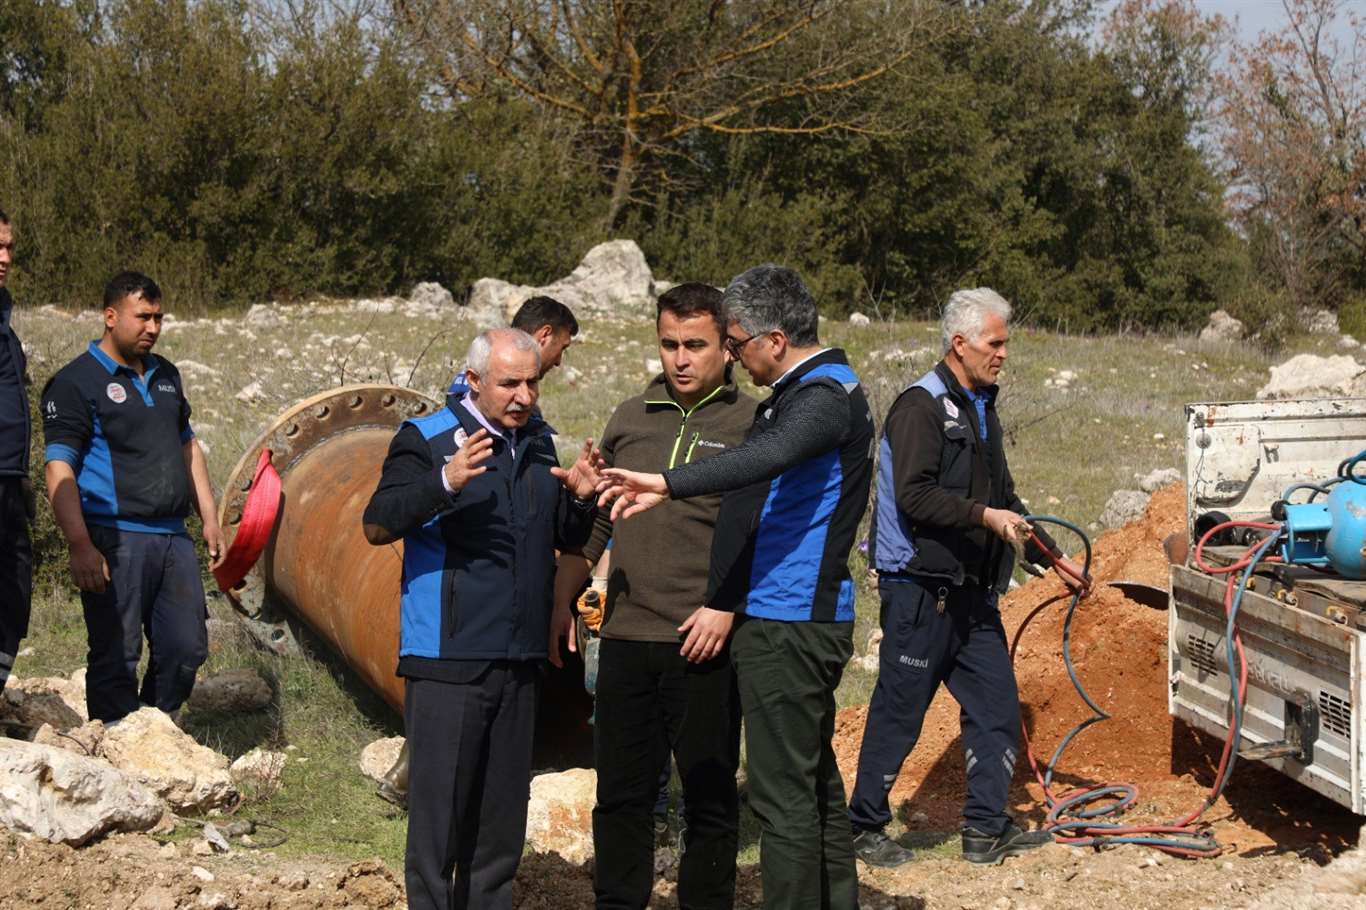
[1169,397,1366,811]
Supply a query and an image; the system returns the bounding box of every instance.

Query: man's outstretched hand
[596,467,669,520]
[551,438,606,500]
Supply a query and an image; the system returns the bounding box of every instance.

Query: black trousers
[593,638,740,910]
[0,477,33,692]
[732,617,856,910]
[405,664,538,910]
[848,578,1020,837]
[80,525,207,723]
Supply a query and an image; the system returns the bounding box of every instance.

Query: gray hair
[941,288,1012,353]
[722,264,820,347]
[465,327,539,377]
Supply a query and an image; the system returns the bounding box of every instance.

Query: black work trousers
[0,477,32,692]
[848,578,1020,837]
[732,616,856,910]
[593,638,740,910]
[80,525,207,723]
[404,663,538,910]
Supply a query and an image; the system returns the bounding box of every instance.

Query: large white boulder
[408,281,455,311]
[98,707,236,812]
[1139,467,1183,493]
[466,240,656,325]
[229,748,287,789]
[525,767,596,866]
[0,739,163,845]
[1257,354,1365,400]
[1198,309,1245,343]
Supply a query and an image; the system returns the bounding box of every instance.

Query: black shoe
[853,829,914,868]
[961,822,1052,865]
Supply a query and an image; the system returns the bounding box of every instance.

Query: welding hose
[1013,516,1283,857]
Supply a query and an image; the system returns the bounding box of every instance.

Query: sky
[1101,0,1360,47]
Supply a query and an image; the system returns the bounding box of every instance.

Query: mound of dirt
[834,485,1363,856]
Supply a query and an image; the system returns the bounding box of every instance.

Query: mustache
[506,403,529,413]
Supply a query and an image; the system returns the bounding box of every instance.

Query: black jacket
[871,360,1058,592]
[0,288,30,478]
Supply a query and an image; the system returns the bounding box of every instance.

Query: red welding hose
[1014,523,1275,857]
[212,449,282,592]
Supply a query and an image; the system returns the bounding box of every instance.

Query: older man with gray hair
[847,288,1087,867]
[362,327,603,910]
[598,264,874,909]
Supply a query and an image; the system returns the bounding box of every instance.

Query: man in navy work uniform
[41,271,224,724]
[362,327,603,910]
[0,209,33,694]
[848,288,1087,867]
[599,265,874,910]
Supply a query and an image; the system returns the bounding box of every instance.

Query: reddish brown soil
[833,485,1363,857]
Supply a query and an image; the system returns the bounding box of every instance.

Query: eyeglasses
[725,333,761,357]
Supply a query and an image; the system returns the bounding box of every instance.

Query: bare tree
[390,0,948,227]
[1218,0,1366,305]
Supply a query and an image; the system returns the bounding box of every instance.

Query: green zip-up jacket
[577,372,756,641]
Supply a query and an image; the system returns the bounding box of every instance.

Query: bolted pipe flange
[216,384,439,617]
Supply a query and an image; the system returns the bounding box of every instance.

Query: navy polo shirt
[42,342,196,534]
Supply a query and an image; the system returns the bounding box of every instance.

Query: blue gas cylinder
[1326,481,1366,579]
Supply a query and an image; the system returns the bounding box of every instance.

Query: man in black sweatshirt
[849,287,1086,867]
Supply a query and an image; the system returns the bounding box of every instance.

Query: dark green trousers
[732,617,858,910]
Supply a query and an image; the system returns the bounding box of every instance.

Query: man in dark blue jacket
[0,209,31,694]
[598,265,874,910]
[849,288,1086,867]
[362,327,602,910]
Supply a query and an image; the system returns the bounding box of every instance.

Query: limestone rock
[235,382,265,404]
[243,304,283,328]
[358,736,404,783]
[1139,467,1182,493]
[1197,309,1245,343]
[2,671,88,733]
[229,749,286,788]
[1257,353,1365,400]
[1099,489,1151,529]
[865,627,883,656]
[1302,307,1340,335]
[0,739,163,845]
[525,768,596,866]
[408,281,455,311]
[466,240,655,324]
[187,668,272,715]
[849,312,871,327]
[32,720,105,756]
[98,707,236,812]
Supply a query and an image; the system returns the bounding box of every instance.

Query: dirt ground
[5,485,1364,908]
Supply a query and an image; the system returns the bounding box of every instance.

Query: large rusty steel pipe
[217,385,594,765]
[217,385,436,712]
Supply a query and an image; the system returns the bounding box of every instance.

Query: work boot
[853,828,915,868]
[961,821,1052,865]
[376,740,409,809]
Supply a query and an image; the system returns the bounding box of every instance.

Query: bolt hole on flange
[413,402,428,414]
[314,405,331,419]
[239,477,253,492]
[348,395,364,409]
[381,394,396,408]
[229,511,242,526]
[285,423,299,438]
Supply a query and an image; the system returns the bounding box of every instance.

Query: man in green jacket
[551,283,755,910]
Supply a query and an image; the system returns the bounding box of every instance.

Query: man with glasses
[598,264,873,910]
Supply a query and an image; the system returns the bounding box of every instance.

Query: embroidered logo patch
[942,398,959,419]
[106,383,127,404]
[155,382,176,394]
[695,440,726,449]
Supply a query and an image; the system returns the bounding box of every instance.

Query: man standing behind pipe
[847,288,1086,867]
[0,209,33,695]
[361,328,603,910]
[41,272,224,724]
